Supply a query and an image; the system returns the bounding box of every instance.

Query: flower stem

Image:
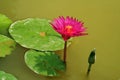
[63,41,67,64]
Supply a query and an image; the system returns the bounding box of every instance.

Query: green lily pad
[0,34,16,57]
[0,14,12,35]
[9,18,64,51]
[0,71,17,80]
[25,50,65,76]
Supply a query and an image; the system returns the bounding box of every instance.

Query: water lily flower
[50,16,88,64]
[50,16,88,41]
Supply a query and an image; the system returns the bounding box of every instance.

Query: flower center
[40,32,46,37]
[65,25,73,33]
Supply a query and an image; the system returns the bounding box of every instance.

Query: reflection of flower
[50,16,88,41]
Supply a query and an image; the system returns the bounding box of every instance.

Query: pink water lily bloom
[50,16,88,41]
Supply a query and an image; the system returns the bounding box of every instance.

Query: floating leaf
[0,14,12,35]
[9,18,64,51]
[0,34,16,57]
[0,71,17,80]
[25,50,65,76]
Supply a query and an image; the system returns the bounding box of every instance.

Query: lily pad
[0,34,16,57]
[0,14,12,35]
[0,71,17,80]
[25,50,65,76]
[9,18,64,51]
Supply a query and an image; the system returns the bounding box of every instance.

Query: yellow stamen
[65,26,73,33]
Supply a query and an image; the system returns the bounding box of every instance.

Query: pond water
[0,0,120,80]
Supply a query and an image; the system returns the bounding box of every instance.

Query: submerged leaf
[9,18,65,51]
[0,71,17,80]
[0,14,12,35]
[0,34,16,57]
[25,50,65,76]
